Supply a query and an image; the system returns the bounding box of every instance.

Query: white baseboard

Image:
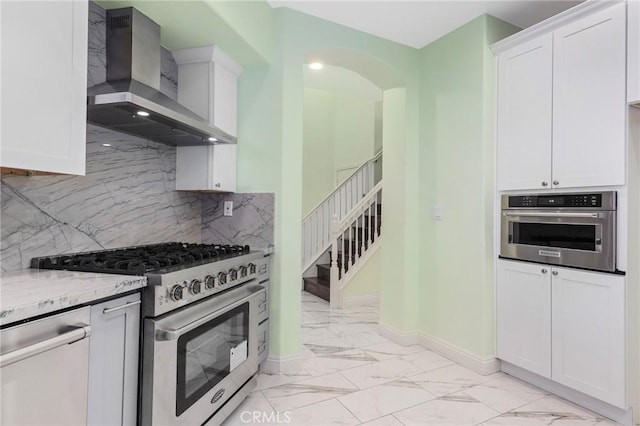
[502,361,633,426]
[259,348,314,375]
[342,293,379,308]
[378,322,419,346]
[377,322,500,376]
[417,332,501,376]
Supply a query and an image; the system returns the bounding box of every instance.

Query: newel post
[329,214,340,309]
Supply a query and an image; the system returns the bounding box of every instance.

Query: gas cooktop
[31,242,252,275]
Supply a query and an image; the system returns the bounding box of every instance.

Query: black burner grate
[32,243,251,275]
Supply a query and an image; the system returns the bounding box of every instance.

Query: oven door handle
[503,212,601,219]
[154,286,264,341]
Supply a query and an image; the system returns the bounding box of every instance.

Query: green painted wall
[343,249,381,298]
[237,7,421,356]
[303,88,335,215]
[418,15,520,357]
[302,88,377,215]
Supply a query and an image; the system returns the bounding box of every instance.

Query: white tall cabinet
[495,2,627,191]
[0,0,88,175]
[496,260,626,409]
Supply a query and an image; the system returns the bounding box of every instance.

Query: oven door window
[512,222,597,251]
[176,302,249,416]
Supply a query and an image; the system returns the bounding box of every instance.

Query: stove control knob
[218,272,227,286]
[204,275,216,289]
[169,285,184,301]
[239,266,247,278]
[229,269,238,281]
[248,263,257,275]
[189,279,202,295]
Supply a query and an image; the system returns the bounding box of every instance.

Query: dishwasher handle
[0,325,91,368]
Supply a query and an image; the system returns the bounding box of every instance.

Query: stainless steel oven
[500,192,617,272]
[141,284,266,426]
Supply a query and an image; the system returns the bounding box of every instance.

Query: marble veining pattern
[0,126,202,272]
[161,47,179,101]
[202,193,275,252]
[222,292,620,426]
[87,1,106,88]
[0,269,146,326]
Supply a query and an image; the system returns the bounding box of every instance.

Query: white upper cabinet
[173,46,243,138]
[552,3,627,189]
[175,145,236,192]
[173,46,242,192]
[495,2,627,191]
[628,0,640,104]
[497,34,553,191]
[1,0,88,175]
[551,267,625,408]
[496,260,552,378]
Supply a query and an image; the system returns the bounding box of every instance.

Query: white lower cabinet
[497,260,551,378]
[87,293,141,426]
[497,260,626,408]
[551,267,625,408]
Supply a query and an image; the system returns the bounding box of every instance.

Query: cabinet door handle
[541,181,548,187]
[553,180,559,186]
[103,300,141,315]
[552,270,559,276]
[541,268,548,274]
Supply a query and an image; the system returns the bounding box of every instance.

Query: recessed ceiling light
[208,137,218,142]
[309,62,324,70]
[136,111,150,117]
[102,143,112,147]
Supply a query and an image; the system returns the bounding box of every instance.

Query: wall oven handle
[155,286,264,341]
[103,300,141,315]
[0,325,91,368]
[503,212,601,219]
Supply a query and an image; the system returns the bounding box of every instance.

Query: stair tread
[303,276,330,288]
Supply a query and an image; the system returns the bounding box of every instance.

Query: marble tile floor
[222,292,618,426]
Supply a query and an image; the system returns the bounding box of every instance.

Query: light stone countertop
[0,269,147,326]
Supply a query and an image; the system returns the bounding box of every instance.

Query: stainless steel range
[32,242,268,426]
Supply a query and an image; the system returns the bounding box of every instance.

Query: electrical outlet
[224,201,233,216]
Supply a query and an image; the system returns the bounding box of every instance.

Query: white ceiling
[267,0,583,49]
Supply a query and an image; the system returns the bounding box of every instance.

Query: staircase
[301,152,382,308]
[303,202,381,303]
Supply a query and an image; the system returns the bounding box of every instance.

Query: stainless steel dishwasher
[1,306,92,425]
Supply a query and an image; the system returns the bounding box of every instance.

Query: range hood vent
[87,7,235,146]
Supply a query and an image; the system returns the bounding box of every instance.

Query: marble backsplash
[0,126,203,272]
[202,193,275,252]
[0,126,274,271]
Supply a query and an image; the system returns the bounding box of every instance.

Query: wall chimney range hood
[87,8,236,146]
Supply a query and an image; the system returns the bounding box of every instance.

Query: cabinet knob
[541,181,548,187]
[541,268,548,274]
[553,180,559,186]
[552,270,559,276]
[215,182,221,188]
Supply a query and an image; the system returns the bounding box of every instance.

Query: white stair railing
[301,151,382,272]
[330,181,383,308]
